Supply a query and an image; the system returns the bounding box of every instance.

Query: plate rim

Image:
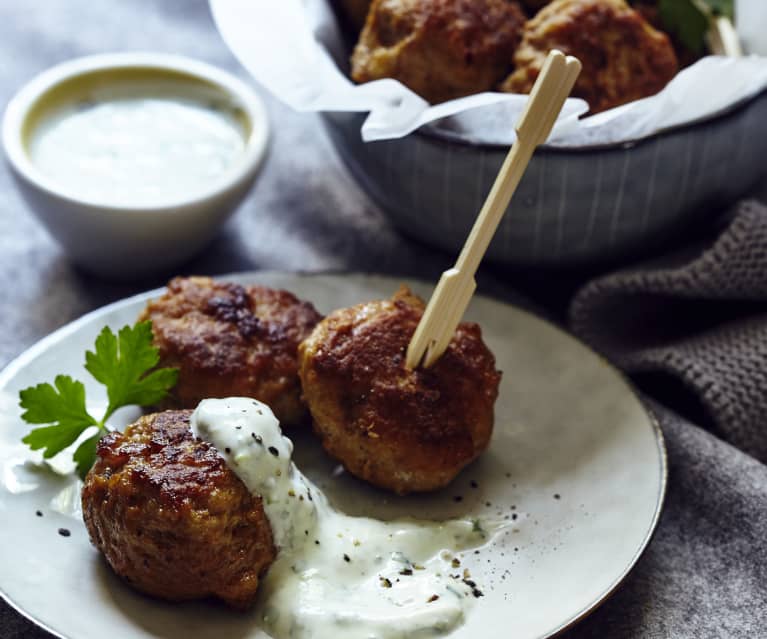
[0,270,668,639]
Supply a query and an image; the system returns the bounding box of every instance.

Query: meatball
[138,277,322,426]
[81,410,276,608]
[298,286,501,495]
[351,0,526,104]
[500,0,678,113]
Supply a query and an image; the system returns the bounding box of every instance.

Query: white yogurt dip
[28,95,246,205]
[191,398,501,639]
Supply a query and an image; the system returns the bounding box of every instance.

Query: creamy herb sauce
[191,398,499,639]
[28,96,245,205]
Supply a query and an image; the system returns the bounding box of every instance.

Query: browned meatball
[351,0,526,104]
[81,410,276,608]
[138,277,322,426]
[500,0,678,113]
[298,286,501,495]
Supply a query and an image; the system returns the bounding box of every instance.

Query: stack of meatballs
[342,0,681,113]
[82,276,501,607]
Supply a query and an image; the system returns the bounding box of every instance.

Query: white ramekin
[3,52,269,279]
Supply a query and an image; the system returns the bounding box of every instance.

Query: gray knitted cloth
[570,200,767,463]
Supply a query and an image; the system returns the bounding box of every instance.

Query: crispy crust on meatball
[500,0,678,113]
[138,277,322,426]
[81,410,276,609]
[351,0,526,104]
[298,286,501,495]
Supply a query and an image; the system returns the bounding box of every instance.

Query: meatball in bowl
[323,0,767,266]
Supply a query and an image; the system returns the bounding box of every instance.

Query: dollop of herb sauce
[192,398,500,639]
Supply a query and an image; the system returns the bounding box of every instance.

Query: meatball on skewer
[139,277,322,426]
[81,410,276,609]
[298,286,501,495]
[501,0,678,113]
[351,0,526,104]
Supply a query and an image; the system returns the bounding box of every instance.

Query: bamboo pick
[406,50,581,370]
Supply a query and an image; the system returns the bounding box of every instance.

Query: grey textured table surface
[1,2,765,639]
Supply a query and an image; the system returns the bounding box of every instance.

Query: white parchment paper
[211,0,767,147]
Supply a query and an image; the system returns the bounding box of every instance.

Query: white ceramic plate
[0,273,665,639]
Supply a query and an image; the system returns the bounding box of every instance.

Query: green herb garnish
[18,321,178,479]
[471,517,486,537]
[650,0,734,54]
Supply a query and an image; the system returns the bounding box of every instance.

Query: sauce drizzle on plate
[192,397,504,639]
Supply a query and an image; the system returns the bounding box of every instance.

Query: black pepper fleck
[470,480,478,489]
[268,446,279,457]
[58,528,71,537]
[399,568,413,576]
[453,495,463,503]
[427,595,440,603]
[35,510,43,517]
[251,433,263,444]
[343,554,351,563]
[225,447,231,454]
[554,494,561,500]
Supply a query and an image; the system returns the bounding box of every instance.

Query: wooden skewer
[405,50,581,370]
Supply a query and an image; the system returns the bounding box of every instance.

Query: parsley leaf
[85,322,179,418]
[20,376,96,459]
[658,0,710,53]
[653,0,734,55]
[18,321,178,479]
